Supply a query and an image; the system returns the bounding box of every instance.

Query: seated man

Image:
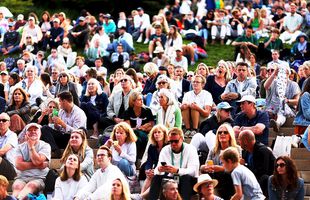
[74,145,127,200]
[232,26,258,60]
[238,130,275,196]
[12,123,51,200]
[42,18,64,51]
[221,62,257,117]
[1,22,20,55]
[110,43,130,70]
[233,95,270,146]
[148,24,166,59]
[149,128,199,200]
[264,63,300,131]
[68,16,89,48]
[101,75,134,131]
[181,74,213,138]
[0,113,18,180]
[40,91,86,156]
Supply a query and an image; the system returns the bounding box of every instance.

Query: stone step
[295,160,310,171]
[268,127,294,137]
[300,171,310,183]
[305,196,310,200]
[291,148,310,160]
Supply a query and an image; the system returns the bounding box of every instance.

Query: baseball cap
[0,71,8,75]
[25,123,41,131]
[28,16,35,21]
[237,95,256,103]
[17,14,24,21]
[137,7,143,11]
[78,16,85,21]
[53,18,60,23]
[216,102,232,110]
[175,47,183,52]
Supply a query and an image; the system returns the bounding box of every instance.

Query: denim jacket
[223,77,257,98]
[268,176,304,200]
[294,92,310,126]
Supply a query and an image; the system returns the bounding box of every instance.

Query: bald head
[238,130,256,151]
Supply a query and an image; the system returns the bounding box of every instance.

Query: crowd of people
[0,0,309,199]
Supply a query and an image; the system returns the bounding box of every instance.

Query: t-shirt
[182,90,213,109]
[16,140,51,179]
[231,165,265,200]
[123,107,154,129]
[205,75,226,105]
[234,110,269,146]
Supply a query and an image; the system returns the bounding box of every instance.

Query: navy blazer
[80,93,109,117]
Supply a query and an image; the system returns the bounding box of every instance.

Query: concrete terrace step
[291,148,310,160]
[305,183,310,196]
[300,171,310,183]
[305,196,310,200]
[295,160,310,171]
[268,127,295,137]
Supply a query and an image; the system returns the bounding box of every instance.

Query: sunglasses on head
[276,163,286,168]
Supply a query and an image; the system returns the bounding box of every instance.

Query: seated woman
[53,154,88,200]
[54,71,80,106]
[33,99,59,125]
[110,178,131,200]
[293,79,310,135]
[158,179,182,200]
[291,33,310,61]
[191,102,233,151]
[6,87,31,133]
[199,123,241,200]
[20,35,39,55]
[57,37,77,69]
[124,91,154,158]
[149,74,175,116]
[205,60,231,105]
[157,88,182,129]
[268,156,304,199]
[105,122,137,176]
[80,78,109,139]
[138,125,169,199]
[60,129,94,179]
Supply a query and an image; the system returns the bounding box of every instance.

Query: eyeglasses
[49,106,56,109]
[158,82,167,85]
[168,140,179,144]
[218,131,229,135]
[120,79,128,83]
[0,119,9,123]
[52,72,58,74]
[97,153,108,157]
[267,69,275,73]
[276,163,286,168]
[51,51,57,53]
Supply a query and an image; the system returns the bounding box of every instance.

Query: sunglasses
[238,69,247,72]
[97,153,108,157]
[120,79,128,83]
[187,75,193,77]
[0,119,8,123]
[26,37,31,39]
[193,81,202,84]
[218,131,229,135]
[63,43,68,44]
[158,82,167,85]
[267,69,275,72]
[52,72,58,74]
[168,139,179,144]
[276,163,286,168]
[49,106,56,109]
[59,75,67,78]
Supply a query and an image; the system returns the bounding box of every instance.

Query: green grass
[134,41,235,72]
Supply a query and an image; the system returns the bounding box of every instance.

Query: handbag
[272,136,292,158]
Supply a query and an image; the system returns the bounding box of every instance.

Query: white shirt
[171,56,188,72]
[69,65,89,78]
[0,129,17,166]
[133,13,151,30]
[75,164,127,200]
[53,176,88,200]
[182,89,213,109]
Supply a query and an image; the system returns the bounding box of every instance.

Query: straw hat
[193,174,218,192]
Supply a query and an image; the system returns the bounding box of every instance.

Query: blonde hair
[85,78,103,96]
[144,62,159,75]
[128,91,143,108]
[111,122,137,143]
[109,178,131,200]
[149,124,169,145]
[217,60,232,82]
[60,129,88,164]
[213,123,238,155]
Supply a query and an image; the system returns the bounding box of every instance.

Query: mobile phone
[161,162,167,166]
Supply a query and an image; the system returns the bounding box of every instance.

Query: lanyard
[171,143,183,168]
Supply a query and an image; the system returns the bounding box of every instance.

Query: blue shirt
[234,110,270,145]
